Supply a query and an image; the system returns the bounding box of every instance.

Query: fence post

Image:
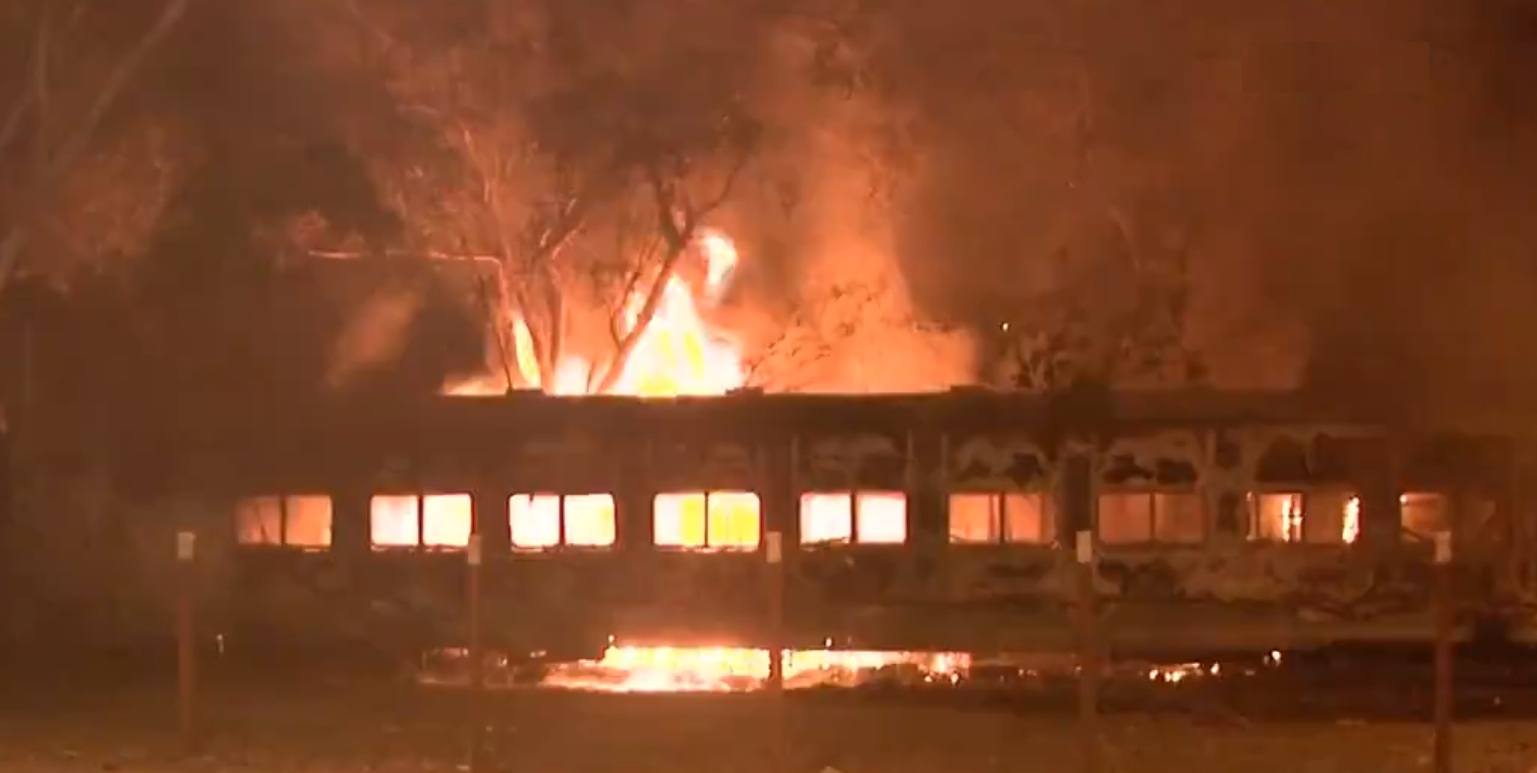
[1433,530,1453,773]
[174,530,197,751]
[1075,530,1100,773]
[765,530,786,771]
[466,533,485,771]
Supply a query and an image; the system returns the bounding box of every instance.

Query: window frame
[1095,489,1207,546]
[1245,489,1361,546]
[509,492,618,551]
[236,494,334,551]
[797,490,909,546]
[946,490,1055,546]
[369,492,475,552]
[651,490,763,552]
[1398,491,1451,544]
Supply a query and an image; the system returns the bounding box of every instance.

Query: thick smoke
[844,0,1537,406]
[17,0,1537,407]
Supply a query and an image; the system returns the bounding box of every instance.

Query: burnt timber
[6,388,1537,661]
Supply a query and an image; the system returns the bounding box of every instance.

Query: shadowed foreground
[3,678,1537,773]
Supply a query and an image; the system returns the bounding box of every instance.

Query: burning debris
[418,645,1292,694]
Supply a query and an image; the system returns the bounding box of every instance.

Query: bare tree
[347,0,765,393]
[0,0,196,296]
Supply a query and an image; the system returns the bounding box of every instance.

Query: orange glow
[238,495,334,547]
[799,492,907,545]
[653,491,761,550]
[370,495,420,548]
[424,494,473,548]
[510,493,617,549]
[370,494,473,549]
[948,492,1050,544]
[448,229,743,398]
[1249,491,1359,544]
[540,645,966,692]
[1343,495,1360,544]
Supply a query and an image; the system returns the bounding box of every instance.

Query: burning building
[3,232,1536,683]
[6,386,1537,679]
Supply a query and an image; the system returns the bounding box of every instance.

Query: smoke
[727,28,974,393]
[795,0,1537,404]
[325,285,421,389]
[177,0,1537,404]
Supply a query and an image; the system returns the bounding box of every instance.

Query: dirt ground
[2,682,1536,773]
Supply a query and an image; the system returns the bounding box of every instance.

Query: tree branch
[590,148,752,394]
[0,0,196,297]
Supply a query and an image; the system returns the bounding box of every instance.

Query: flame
[539,645,967,693]
[1343,495,1360,544]
[448,229,743,398]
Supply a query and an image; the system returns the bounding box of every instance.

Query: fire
[449,229,744,397]
[539,645,967,692]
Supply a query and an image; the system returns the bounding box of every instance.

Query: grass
[1,679,1535,772]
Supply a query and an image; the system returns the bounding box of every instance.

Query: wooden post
[765,530,786,770]
[468,534,484,689]
[174,530,196,751]
[1075,530,1100,773]
[466,533,485,771]
[1433,530,1453,773]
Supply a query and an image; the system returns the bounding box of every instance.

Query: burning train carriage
[33,390,1536,663]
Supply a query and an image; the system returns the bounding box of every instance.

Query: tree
[0,0,196,296]
[343,0,769,394]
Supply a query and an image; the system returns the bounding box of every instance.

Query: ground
[2,672,1536,772]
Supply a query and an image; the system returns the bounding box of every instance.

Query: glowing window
[283,496,333,548]
[798,492,907,545]
[1400,492,1450,542]
[237,495,333,549]
[1097,492,1205,544]
[370,495,421,549]
[949,492,1052,544]
[509,494,617,549]
[236,497,283,546]
[423,494,473,548]
[653,491,761,550]
[370,493,474,550]
[1248,490,1359,545]
[565,494,618,547]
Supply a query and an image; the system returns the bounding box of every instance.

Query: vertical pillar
[1358,436,1402,552]
[1432,531,1453,773]
[1075,530,1100,773]
[0,419,11,655]
[175,530,197,751]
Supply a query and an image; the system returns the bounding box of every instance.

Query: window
[1248,491,1360,545]
[424,494,473,548]
[653,491,761,550]
[1400,492,1450,542]
[509,493,617,549]
[369,493,474,550]
[1097,492,1205,544]
[949,492,1052,545]
[798,491,907,545]
[236,495,333,549]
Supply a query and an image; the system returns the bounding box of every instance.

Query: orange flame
[447,229,743,397]
[540,645,967,692]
